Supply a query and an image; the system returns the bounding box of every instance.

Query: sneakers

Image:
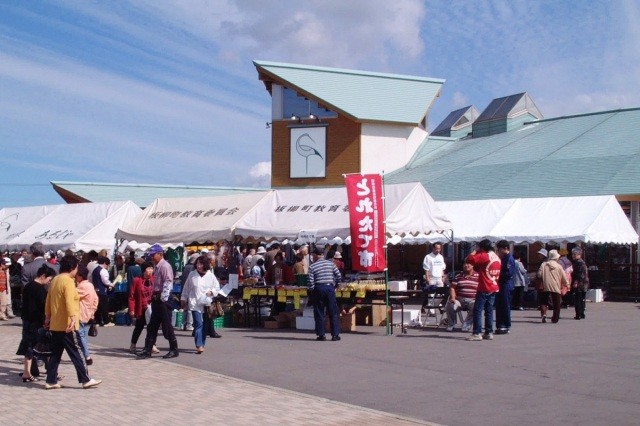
[184,326,194,331]
[542,315,547,323]
[316,336,326,341]
[129,344,137,354]
[82,378,102,389]
[45,383,62,390]
[482,333,494,340]
[446,325,455,332]
[86,357,93,366]
[461,324,471,332]
[331,335,341,341]
[495,328,510,335]
[466,334,482,341]
[151,345,160,354]
[0,315,7,321]
[103,323,115,327]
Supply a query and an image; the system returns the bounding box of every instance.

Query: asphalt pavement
[2,301,639,425]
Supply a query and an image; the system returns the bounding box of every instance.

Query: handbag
[33,328,53,356]
[88,323,98,337]
[207,301,225,318]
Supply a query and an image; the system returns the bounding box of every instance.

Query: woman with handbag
[128,262,155,353]
[75,265,99,366]
[17,264,56,382]
[181,255,220,354]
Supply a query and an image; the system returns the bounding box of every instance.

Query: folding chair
[421,286,449,326]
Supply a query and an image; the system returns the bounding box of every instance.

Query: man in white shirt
[423,242,447,288]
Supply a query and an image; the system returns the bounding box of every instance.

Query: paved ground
[2,302,639,425]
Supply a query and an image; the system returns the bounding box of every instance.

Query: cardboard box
[586,289,604,303]
[295,316,316,330]
[263,320,278,329]
[388,280,407,292]
[339,312,356,332]
[372,303,391,326]
[392,309,421,325]
[355,306,371,325]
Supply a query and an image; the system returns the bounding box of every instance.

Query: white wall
[360,124,427,174]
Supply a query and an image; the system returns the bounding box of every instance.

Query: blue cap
[148,244,164,255]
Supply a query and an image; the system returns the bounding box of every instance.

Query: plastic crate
[212,316,224,329]
[114,311,129,325]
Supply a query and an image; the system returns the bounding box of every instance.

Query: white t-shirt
[423,252,446,278]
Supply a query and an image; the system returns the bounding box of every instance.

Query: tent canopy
[233,182,453,241]
[116,191,271,245]
[0,204,60,247]
[400,195,638,245]
[3,201,142,253]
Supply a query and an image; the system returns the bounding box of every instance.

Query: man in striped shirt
[446,261,479,332]
[308,247,342,341]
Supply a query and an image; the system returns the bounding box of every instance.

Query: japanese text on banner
[345,174,386,273]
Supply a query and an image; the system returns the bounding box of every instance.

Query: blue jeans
[192,310,206,348]
[77,322,90,359]
[472,292,496,335]
[312,285,339,338]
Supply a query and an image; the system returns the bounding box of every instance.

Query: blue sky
[1,0,639,207]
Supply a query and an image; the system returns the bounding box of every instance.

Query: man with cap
[307,247,342,341]
[137,244,179,359]
[571,247,590,320]
[22,242,59,286]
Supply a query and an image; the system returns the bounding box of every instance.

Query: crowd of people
[1,237,593,389]
[423,240,591,342]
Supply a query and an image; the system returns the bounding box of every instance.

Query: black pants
[511,286,525,309]
[96,293,111,325]
[574,290,586,318]
[46,331,90,385]
[144,297,177,351]
[203,309,217,337]
[131,315,147,345]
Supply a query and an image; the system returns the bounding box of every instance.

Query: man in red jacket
[465,239,501,341]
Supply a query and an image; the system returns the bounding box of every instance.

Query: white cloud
[248,161,271,179]
[451,92,469,109]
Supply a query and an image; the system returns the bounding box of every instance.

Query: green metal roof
[254,60,444,125]
[51,182,267,208]
[385,108,640,200]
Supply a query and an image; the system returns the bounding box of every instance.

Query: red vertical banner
[345,174,387,273]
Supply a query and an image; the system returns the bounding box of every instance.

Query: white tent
[0,204,61,247]
[116,191,271,245]
[4,201,142,253]
[486,195,638,244]
[233,182,453,241]
[401,195,638,245]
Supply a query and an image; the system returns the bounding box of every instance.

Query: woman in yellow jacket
[44,255,102,390]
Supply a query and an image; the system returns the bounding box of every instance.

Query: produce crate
[212,316,224,329]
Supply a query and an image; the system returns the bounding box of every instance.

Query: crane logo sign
[290,126,326,178]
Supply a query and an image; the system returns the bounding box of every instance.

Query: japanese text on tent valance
[148,208,240,219]
[274,205,349,213]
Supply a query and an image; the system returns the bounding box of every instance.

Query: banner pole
[382,171,390,336]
